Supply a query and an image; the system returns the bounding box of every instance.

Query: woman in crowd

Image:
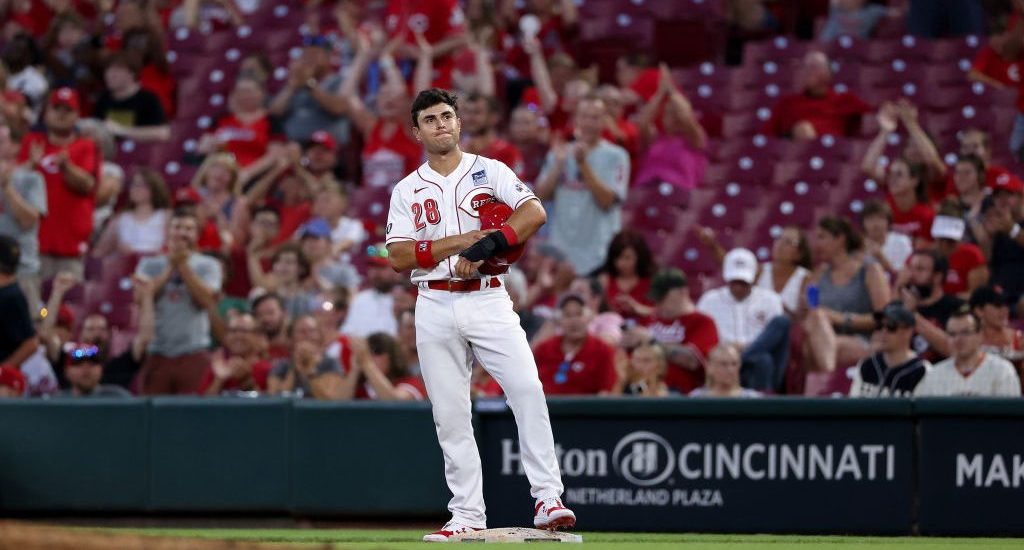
[92,168,170,256]
[803,216,890,374]
[633,64,707,192]
[191,152,245,253]
[885,156,935,247]
[598,230,656,321]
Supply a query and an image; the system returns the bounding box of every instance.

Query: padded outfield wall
[0,398,1021,535]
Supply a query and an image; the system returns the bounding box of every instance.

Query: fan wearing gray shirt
[536,94,630,276]
[0,126,48,314]
[135,208,222,395]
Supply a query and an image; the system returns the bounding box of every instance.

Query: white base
[451,527,583,543]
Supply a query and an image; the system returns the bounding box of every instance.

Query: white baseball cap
[723,248,758,284]
[931,215,965,241]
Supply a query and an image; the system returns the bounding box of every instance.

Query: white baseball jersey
[385,153,537,282]
[915,353,1022,397]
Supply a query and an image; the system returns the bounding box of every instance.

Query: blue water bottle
[806,284,819,309]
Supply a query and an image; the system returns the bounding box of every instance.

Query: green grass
[97,527,1024,549]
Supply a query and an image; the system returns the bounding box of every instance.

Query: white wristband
[1011,224,1021,240]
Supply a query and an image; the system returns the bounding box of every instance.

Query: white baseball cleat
[533,497,576,530]
[423,520,482,542]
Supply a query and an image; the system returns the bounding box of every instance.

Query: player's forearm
[389,234,473,271]
[505,199,546,242]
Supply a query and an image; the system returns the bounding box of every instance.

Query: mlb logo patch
[472,170,488,186]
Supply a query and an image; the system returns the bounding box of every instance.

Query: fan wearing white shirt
[339,247,400,338]
[916,309,1022,397]
[697,248,790,392]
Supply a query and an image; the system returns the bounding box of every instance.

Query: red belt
[426,279,502,292]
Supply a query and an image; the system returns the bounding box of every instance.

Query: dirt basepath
[0,521,332,550]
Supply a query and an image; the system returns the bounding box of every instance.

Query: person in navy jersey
[849,302,931,397]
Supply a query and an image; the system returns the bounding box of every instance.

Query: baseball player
[385,89,575,542]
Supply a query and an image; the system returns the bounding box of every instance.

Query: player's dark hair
[411,88,459,127]
[818,215,863,253]
[602,230,657,279]
[947,305,981,333]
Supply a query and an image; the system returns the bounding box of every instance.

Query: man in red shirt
[764,51,872,140]
[642,269,719,394]
[460,93,525,178]
[534,294,617,395]
[18,88,100,280]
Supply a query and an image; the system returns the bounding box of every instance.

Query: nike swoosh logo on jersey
[415,187,428,193]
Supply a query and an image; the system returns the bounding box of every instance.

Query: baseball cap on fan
[991,172,1024,195]
[875,301,916,329]
[931,215,966,241]
[308,130,337,152]
[48,87,80,113]
[0,365,25,396]
[299,217,333,240]
[723,248,758,284]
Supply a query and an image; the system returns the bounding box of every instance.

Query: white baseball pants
[415,281,563,528]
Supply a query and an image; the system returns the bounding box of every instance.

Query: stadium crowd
[0,0,1022,402]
